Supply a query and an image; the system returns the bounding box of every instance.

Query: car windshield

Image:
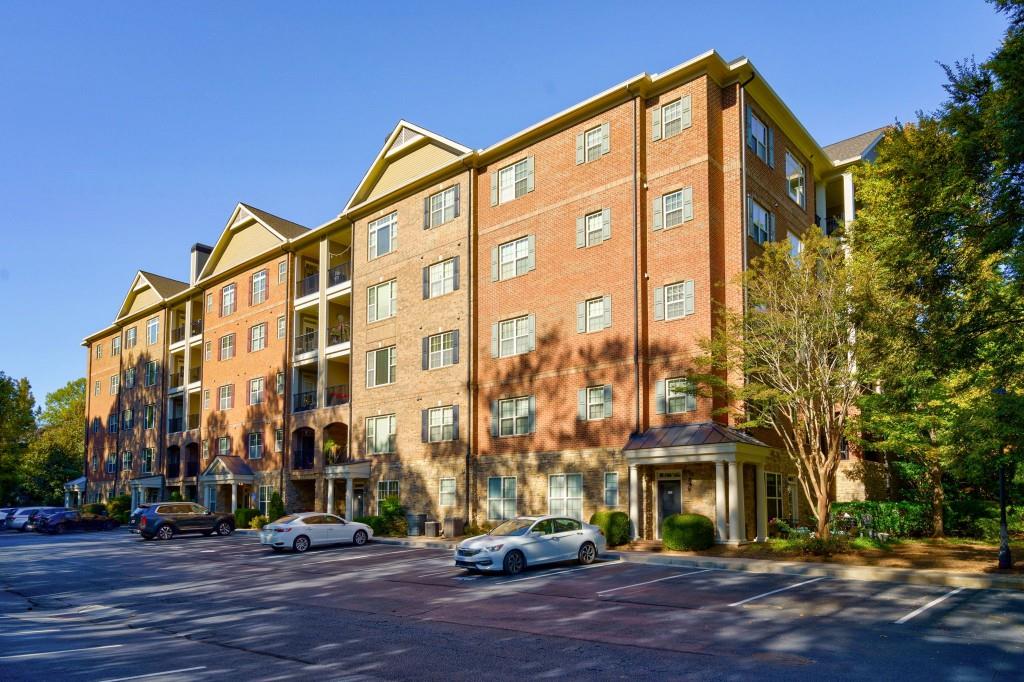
[488,518,536,537]
[273,515,301,525]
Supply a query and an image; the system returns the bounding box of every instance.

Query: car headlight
[485,544,504,552]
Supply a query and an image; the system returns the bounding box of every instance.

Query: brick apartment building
[80,50,889,542]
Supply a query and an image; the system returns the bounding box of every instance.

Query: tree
[0,373,37,504]
[16,379,86,505]
[694,228,862,538]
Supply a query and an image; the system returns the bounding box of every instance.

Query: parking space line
[728,577,825,607]
[596,568,714,595]
[0,629,61,636]
[894,587,965,624]
[0,644,122,660]
[99,666,208,682]
[495,560,621,585]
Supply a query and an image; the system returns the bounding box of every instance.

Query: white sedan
[260,512,373,553]
[454,515,606,576]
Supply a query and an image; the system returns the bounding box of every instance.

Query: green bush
[944,500,1024,540]
[378,496,408,536]
[830,501,931,538]
[168,491,183,502]
[799,535,850,556]
[589,510,631,547]
[268,492,285,521]
[354,515,387,535]
[250,515,268,529]
[107,495,132,517]
[112,511,130,524]
[661,513,715,551]
[768,518,794,538]
[234,508,257,529]
[83,503,107,515]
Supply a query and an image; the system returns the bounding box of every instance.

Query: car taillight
[275,527,291,533]
[140,517,146,528]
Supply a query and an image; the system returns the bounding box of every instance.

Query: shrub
[107,495,133,517]
[268,492,285,521]
[378,496,408,536]
[168,491,183,502]
[661,513,715,551]
[111,511,130,524]
[589,510,631,547]
[799,535,849,556]
[354,515,387,536]
[768,518,794,538]
[83,503,107,515]
[830,501,931,538]
[249,515,268,529]
[234,508,257,529]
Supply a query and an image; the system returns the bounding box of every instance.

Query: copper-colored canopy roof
[623,422,767,450]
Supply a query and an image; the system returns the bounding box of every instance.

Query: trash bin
[424,521,440,538]
[406,513,427,537]
[443,517,464,538]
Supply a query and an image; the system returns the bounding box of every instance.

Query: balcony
[296,273,319,298]
[326,448,351,466]
[170,326,186,344]
[293,450,315,470]
[190,319,203,336]
[328,262,351,288]
[188,366,201,384]
[295,331,317,355]
[188,413,200,430]
[185,457,199,477]
[168,417,184,434]
[293,391,317,413]
[325,384,349,407]
[169,370,185,390]
[327,323,350,347]
[166,458,180,479]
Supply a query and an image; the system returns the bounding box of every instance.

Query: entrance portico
[624,423,773,543]
[324,460,370,518]
[199,456,255,513]
[64,476,86,508]
[128,475,164,511]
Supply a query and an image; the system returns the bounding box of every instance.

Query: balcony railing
[328,262,351,288]
[293,450,315,470]
[297,273,319,298]
[185,457,199,477]
[327,323,351,347]
[294,331,317,355]
[189,366,201,384]
[293,391,317,413]
[170,326,186,344]
[187,413,200,430]
[326,448,351,466]
[190,319,203,336]
[170,370,185,389]
[166,459,180,478]
[325,384,349,407]
[168,417,184,434]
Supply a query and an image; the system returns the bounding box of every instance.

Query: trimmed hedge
[107,495,132,517]
[589,510,631,547]
[249,515,269,530]
[661,513,715,551]
[83,503,107,515]
[267,492,285,522]
[234,508,258,529]
[830,501,930,538]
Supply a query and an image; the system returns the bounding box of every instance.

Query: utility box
[443,517,464,538]
[424,521,440,538]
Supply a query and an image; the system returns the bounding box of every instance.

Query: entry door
[658,480,682,528]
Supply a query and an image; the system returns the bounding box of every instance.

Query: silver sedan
[454,515,606,576]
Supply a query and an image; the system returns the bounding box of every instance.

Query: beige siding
[124,287,161,318]
[367,142,458,201]
[209,223,281,277]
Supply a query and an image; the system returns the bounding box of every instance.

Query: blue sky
[0,1,1009,403]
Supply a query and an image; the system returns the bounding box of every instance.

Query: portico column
[815,181,827,228]
[231,482,238,513]
[327,478,335,514]
[842,171,856,226]
[755,464,768,542]
[728,461,746,542]
[344,477,354,518]
[715,461,728,542]
[628,464,640,540]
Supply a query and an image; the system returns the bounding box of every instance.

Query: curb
[373,537,457,551]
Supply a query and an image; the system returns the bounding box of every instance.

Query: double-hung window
[366,346,396,387]
[141,448,153,474]
[376,480,399,514]
[248,432,263,460]
[94,380,101,396]
[218,384,233,411]
[278,261,287,284]
[122,451,133,469]
[427,259,456,298]
[259,485,273,515]
[106,456,116,473]
[206,293,213,313]
[427,406,454,442]
[748,109,771,164]
[497,316,531,357]
[112,337,121,356]
[663,281,695,320]
[276,372,285,395]
[251,270,267,305]
[124,367,136,389]
[221,284,236,316]
[498,236,530,280]
[220,333,235,360]
[277,315,286,339]
[204,341,212,361]
[790,233,804,259]
[786,152,805,207]
[144,404,155,430]
[664,188,693,229]
[218,437,230,456]
[549,474,583,520]
[748,198,775,245]
[585,211,604,246]
[652,95,692,140]
[367,280,397,322]
[427,331,455,369]
[427,186,458,227]
[95,344,103,359]
[249,323,266,352]
[202,389,210,410]
[274,429,283,453]
[487,477,516,520]
[665,377,697,414]
[766,472,783,520]
[368,212,397,259]
[578,385,612,421]
[496,158,531,204]
[497,396,531,436]
[366,415,396,455]
[586,298,606,333]
[249,377,263,406]
[439,478,456,506]
[108,413,118,433]
[147,317,159,345]
[604,472,620,507]
[145,361,158,387]
[110,375,119,395]
[125,327,137,349]
[121,408,133,430]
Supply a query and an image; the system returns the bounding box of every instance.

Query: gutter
[464,161,474,526]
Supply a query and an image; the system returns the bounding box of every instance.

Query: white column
[231,483,238,513]
[715,461,728,542]
[728,461,746,542]
[327,478,335,514]
[64,491,71,507]
[344,477,354,519]
[317,237,329,406]
[628,464,640,540]
[842,172,855,225]
[755,464,768,542]
[815,181,827,228]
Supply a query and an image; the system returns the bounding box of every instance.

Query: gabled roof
[623,423,767,451]
[114,270,188,322]
[200,455,255,478]
[196,203,309,282]
[343,120,471,213]
[823,126,890,165]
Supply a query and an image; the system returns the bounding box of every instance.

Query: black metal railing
[187,413,200,430]
[168,417,184,434]
[297,273,319,298]
[328,262,351,288]
[189,366,201,383]
[166,457,180,479]
[293,391,317,413]
[170,370,184,389]
[325,384,349,407]
[170,326,186,344]
[190,319,203,336]
[294,331,317,354]
[293,450,315,470]
[326,449,350,466]
[185,458,199,477]
[327,323,350,347]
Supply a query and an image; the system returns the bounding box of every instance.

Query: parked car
[0,508,16,529]
[36,509,119,534]
[21,508,66,532]
[260,512,373,553]
[128,503,152,529]
[453,516,606,576]
[132,502,234,540]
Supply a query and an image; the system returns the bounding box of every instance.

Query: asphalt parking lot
[1,530,1022,681]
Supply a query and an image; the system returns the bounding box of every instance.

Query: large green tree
[17,379,86,505]
[0,373,37,504]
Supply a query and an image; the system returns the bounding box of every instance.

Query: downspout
[464,163,474,527]
[739,73,755,310]
[84,344,93,502]
[629,87,641,437]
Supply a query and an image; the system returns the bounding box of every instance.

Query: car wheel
[353,530,368,546]
[156,525,174,541]
[503,550,525,576]
[293,535,311,553]
[216,522,233,536]
[577,541,597,565]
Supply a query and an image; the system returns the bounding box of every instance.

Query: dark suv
[133,502,235,540]
[36,509,119,533]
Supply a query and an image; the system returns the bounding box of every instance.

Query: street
[1,530,1022,681]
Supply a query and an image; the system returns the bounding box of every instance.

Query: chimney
[190,243,213,285]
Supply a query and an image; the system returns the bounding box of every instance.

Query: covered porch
[324,460,369,519]
[64,476,86,508]
[128,475,164,511]
[624,423,773,544]
[198,456,255,513]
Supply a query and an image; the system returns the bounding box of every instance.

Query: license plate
[260,532,273,544]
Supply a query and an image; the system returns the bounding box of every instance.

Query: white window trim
[428,332,455,370]
[604,472,620,507]
[548,473,583,521]
[498,236,530,281]
[487,476,517,521]
[439,477,456,506]
[366,346,397,388]
[497,396,531,437]
[368,212,398,260]
[427,405,454,442]
[367,280,397,323]
[498,316,531,357]
[366,414,396,454]
[665,377,697,414]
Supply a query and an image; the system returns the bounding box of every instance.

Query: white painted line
[0,644,122,660]
[894,587,965,624]
[0,629,61,636]
[496,560,621,584]
[597,568,714,595]
[417,567,464,578]
[729,577,826,607]
[99,666,207,682]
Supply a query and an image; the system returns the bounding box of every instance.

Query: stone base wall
[372,452,467,522]
[836,459,890,502]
